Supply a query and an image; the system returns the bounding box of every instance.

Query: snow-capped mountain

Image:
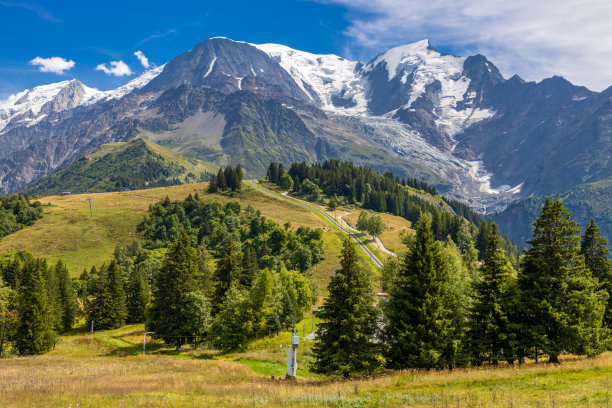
[0,37,609,218]
[0,66,164,133]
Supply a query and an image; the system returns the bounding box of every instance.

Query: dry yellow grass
[2,337,612,407]
[0,182,344,277]
[340,206,414,255]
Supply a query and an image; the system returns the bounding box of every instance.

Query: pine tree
[216,168,227,190]
[519,198,607,362]
[241,246,258,287]
[580,219,612,327]
[44,260,62,332]
[383,213,453,369]
[126,264,150,323]
[55,260,78,332]
[147,233,203,346]
[197,243,215,299]
[313,238,381,377]
[212,237,243,310]
[250,268,275,334]
[475,220,490,260]
[16,258,55,355]
[86,261,127,330]
[467,224,515,365]
[209,284,253,351]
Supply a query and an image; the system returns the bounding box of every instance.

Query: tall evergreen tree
[55,260,78,332]
[125,264,150,323]
[467,224,515,365]
[212,237,243,310]
[241,246,258,287]
[216,168,227,190]
[580,219,612,328]
[519,198,607,363]
[86,261,127,330]
[383,214,454,369]
[475,220,490,260]
[16,258,54,355]
[44,261,62,332]
[147,233,203,346]
[209,284,253,351]
[313,238,381,377]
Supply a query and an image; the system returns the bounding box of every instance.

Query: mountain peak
[366,39,445,81]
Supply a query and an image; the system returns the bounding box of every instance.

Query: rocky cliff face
[0,37,609,218]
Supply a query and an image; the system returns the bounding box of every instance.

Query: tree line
[0,253,77,356]
[0,193,321,356]
[0,194,43,239]
[207,165,243,193]
[267,160,521,261]
[314,198,612,377]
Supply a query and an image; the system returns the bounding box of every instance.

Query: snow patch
[255,42,369,115]
[203,56,217,78]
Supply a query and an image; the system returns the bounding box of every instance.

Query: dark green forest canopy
[24,139,206,195]
[137,194,324,272]
[271,160,520,259]
[0,194,43,240]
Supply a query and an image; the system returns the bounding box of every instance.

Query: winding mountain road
[246,180,385,269]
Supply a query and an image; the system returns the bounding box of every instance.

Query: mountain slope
[491,177,612,246]
[25,138,213,195]
[0,36,609,226]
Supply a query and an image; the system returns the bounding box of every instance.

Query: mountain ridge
[0,37,609,227]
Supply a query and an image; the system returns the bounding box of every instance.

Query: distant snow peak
[254,43,368,114]
[367,39,434,81]
[0,64,165,133]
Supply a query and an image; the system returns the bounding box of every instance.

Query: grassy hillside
[0,182,387,294]
[493,177,612,247]
[25,139,217,196]
[2,182,612,406]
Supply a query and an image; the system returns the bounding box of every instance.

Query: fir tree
[86,261,127,330]
[16,258,54,355]
[126,264,150,323]
[209,284,253,351]
[147,233,203,346]
[250,268,275,334]
[55,260,78,332]
[383,214,453,369]
[216,168,227,190]
[241,246,258,287]
[475,220,490,260]
[44,260,62,332]
[467,224,515,365]
[519,198,607,362]
[213,237,243,309]
[313,238,381,377]
[580,219,612,327]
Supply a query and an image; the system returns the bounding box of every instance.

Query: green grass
[3,321,612,407]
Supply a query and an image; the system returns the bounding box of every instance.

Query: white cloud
[95,60,132,77]
[323,0,612,91]
[134,51,150,69]
[29,56,75,75]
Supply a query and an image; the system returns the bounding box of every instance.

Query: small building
[61,192,72,196]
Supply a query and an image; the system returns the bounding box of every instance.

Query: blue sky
[2,0,612,98]
[0,0,353,97]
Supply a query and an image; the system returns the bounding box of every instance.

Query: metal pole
[143,332,154,355]
[86,197,93,219]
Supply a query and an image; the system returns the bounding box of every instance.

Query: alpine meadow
[1,1,612,406]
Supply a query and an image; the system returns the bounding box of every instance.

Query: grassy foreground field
[1,183,611,406]
[1,322,612,407]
